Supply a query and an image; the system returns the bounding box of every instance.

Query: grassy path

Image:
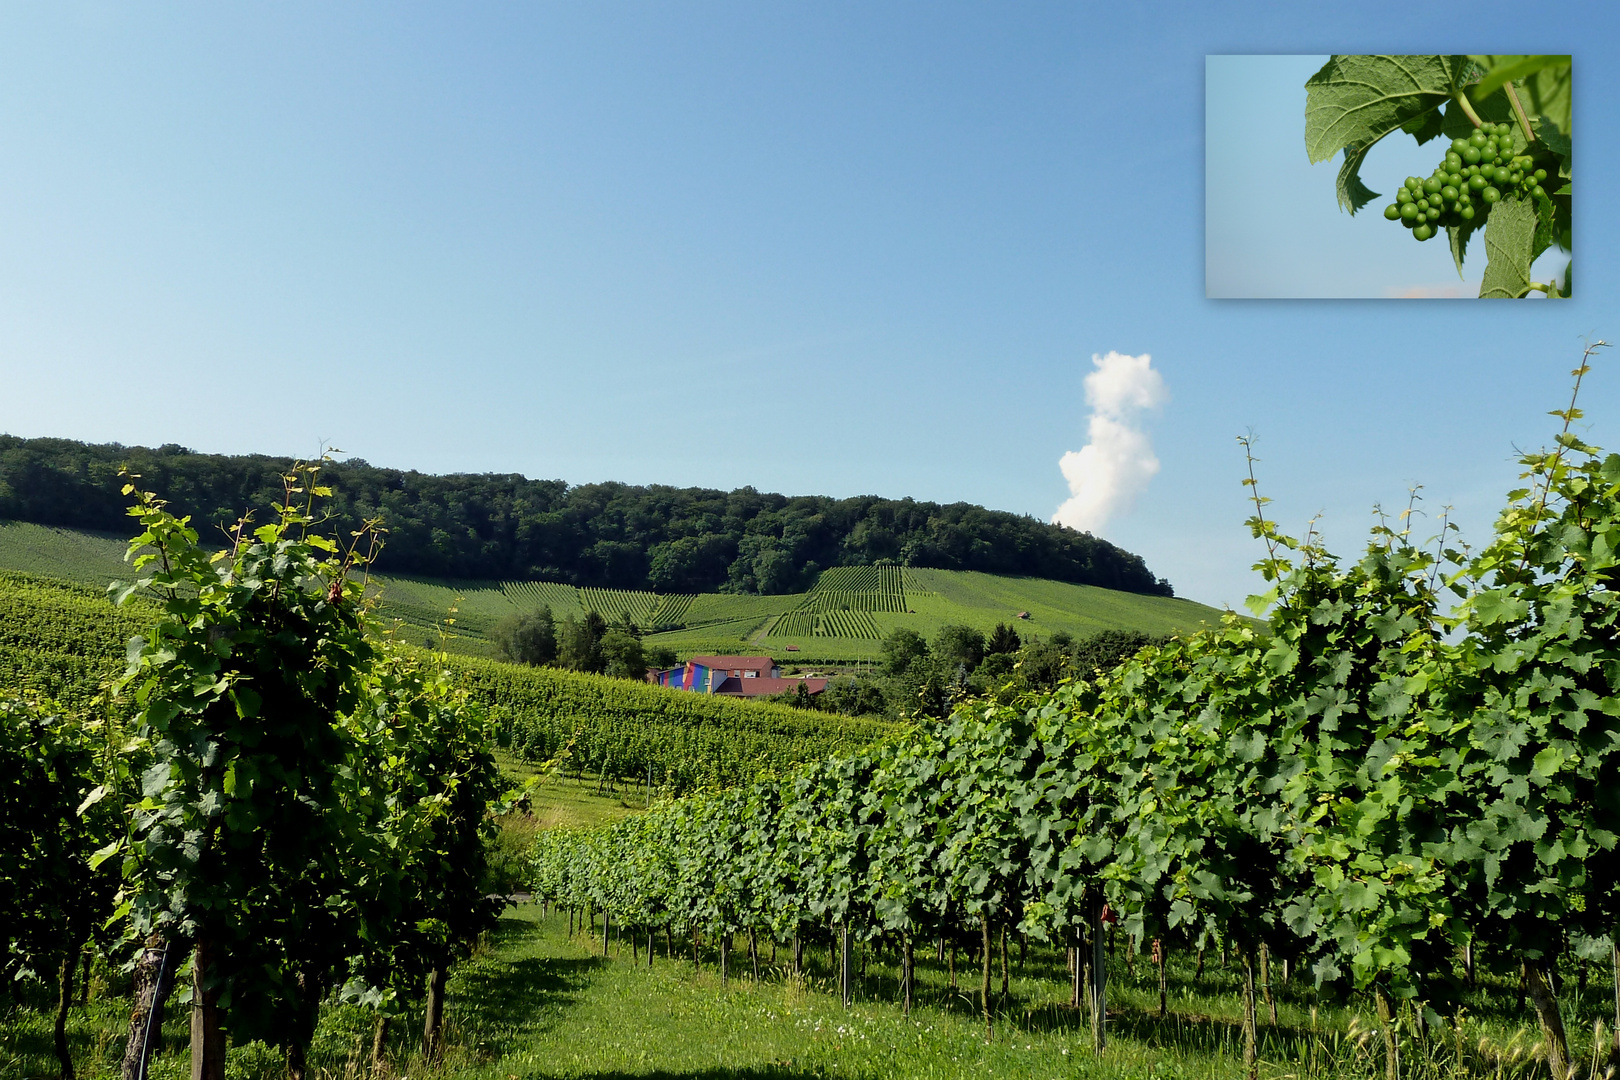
[6,904,1611,1079]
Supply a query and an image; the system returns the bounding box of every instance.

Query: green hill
[0,518,1229,664]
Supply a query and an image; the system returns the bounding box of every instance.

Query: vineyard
[523,363,1620,1080]
[763,564,905,643]
[0,520,1223,664]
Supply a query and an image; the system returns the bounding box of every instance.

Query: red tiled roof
[690,655,775,671]
[712,677,828,697]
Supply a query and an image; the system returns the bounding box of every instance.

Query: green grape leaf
[1530,188,1559,264]
[1446,216,1480,279]
[1559,259,1572,298]
[1400,106,1446,146]
[1533,119,1571,176]
[1471,56,1566,105]
[1440,90,1515,141]
[1304,55,1469,165]
[1336,136,1384,214]
[1478,196,1538,299]
[1474,55,1571,137]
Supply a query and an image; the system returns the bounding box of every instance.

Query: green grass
[496,748,650,829]
[0,520,1231,667]
[12,906,1612,1080]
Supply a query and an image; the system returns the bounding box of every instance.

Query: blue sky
[0,2,1608,611]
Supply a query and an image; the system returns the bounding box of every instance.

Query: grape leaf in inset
[1533,118,1571,177]
[1471,55,1570,137]
[1478,196,1538,299]
[1440,90,1514,140]
[1304,55,1468,164]
[1530,188,1559,264]
[1335,137,1383,215]
[1401,106,1446,146]
[1446,215,1481,279]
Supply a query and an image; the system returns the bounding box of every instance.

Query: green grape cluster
[1381,122,1551,242]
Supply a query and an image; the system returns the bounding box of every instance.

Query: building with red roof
[648,655,828,698]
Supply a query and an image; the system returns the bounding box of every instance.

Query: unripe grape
[1533,168,1547,181]
[1532,184,1545,198]
[1384,203,1401,220]
[1461,146,1481,164]
[1451,137,1470,152]
[1423,177,1441,194]
[1482,186,1500,203]
[1441,185,1458,200]
[1469,130,1487,147]
[1414,224,1433,240]
[1400,203,1420,221]
[1469,174,1487,190]
[1445,152,1462,170]
[1460,205,1475,221]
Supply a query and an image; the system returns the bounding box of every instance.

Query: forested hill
[0,435,1173,597]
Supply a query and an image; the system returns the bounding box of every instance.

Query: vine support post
[901,936,914,1016]
[839,924,853,1007]
[1090,902,1107,1054]
[190,941,225,1080]
[422,964,447,1064]
[1070,934,1082,1009]
[1260,942,1276,1026]
[1241,947,1258,1080]
[980,917,993,1039]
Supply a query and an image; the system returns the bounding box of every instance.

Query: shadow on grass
[441,914,609,1059]
[520,1071,845,1080]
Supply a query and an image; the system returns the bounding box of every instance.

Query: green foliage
[533,357,1620,1080]
[986,622,1022,655]
[489,605,557,666]
[880,628,929,677]
[933,624,986,672]
[0,435,1172,595]
[0,696,120,986]
[457,652,895,792]
[109,468,383,1046]
[1306,55,1572,297]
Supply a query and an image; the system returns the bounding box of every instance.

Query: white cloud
[1052,351,1167,535]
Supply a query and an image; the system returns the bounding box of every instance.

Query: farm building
[648,655,828,698]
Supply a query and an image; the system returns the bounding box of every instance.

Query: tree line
[0,434,1172,596]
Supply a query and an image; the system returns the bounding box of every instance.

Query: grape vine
[531,347,1618,1080]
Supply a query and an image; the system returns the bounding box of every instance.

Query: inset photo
[1206,55,1570,299]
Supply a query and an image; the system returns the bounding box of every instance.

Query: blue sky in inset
[0,2,1611,612]
[1207,55,1569,298]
